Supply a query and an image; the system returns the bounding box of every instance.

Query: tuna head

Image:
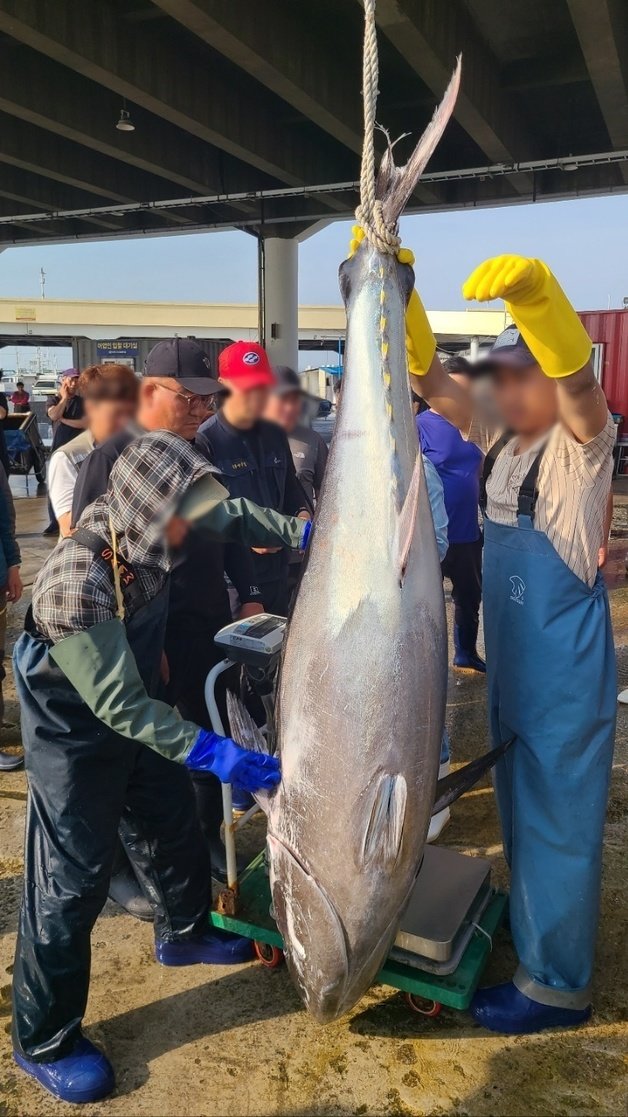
[268,767,412,1024]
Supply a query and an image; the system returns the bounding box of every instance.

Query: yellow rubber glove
[348,226,436,376]
[462,255,592,378]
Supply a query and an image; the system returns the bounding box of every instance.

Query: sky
[0,191,626,372]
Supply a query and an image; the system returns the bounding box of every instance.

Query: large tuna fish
[261,63,460,1023]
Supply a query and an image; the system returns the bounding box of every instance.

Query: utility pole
[40,267,46,299]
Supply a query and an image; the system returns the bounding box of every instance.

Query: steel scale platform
[209,848,507,1015]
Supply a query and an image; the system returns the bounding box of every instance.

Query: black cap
[273,365,305,396]
[144,338,221,394]
[477,326,536,374]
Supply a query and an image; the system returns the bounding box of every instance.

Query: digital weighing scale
[205,614,507,1019]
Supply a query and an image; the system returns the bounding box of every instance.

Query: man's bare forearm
[47,399,67,422]
[410,353,472,433]
[557,361,609,443]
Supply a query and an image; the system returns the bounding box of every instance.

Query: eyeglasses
[157,383,215,412]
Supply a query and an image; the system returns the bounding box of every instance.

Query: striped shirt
[471,412,615,587]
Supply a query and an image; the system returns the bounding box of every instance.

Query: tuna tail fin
[432,736,515,816]
[380,56,462,227]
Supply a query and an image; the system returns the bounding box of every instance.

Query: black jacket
[71,426,262,630]
[196,413,308,588]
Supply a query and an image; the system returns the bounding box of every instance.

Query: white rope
[355,0,400,255]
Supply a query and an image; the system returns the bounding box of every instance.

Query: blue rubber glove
[185,729,281,792]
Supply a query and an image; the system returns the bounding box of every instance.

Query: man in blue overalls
[405,253,616,1034]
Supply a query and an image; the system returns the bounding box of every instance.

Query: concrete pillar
[469,335,480,361]
[262,237,298,370]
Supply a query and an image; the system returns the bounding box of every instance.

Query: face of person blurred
[264,390,303,433]
[138,377,210,440]
[84,398,137,445]
[62,376,79,396]
[221,383,271,428]
[492,363,558,437]
[165,515,191,549]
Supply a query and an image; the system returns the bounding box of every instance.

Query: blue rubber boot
[14,1035,115,1103]
[453,625,486,673]
[231,788,254,813]
[155,929,254,967]
[470,982,591,1035]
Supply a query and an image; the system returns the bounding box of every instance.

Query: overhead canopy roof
[0,0,627,246]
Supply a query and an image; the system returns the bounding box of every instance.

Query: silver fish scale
[267,242,448,1023]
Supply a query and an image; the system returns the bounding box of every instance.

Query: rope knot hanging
[356,0,400,255]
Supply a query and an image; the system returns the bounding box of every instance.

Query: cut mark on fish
[394,453,422,581]
[361,772,407,870]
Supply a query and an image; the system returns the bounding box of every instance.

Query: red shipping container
[579,309,628,421]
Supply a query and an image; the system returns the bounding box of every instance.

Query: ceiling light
[116,107,135,132]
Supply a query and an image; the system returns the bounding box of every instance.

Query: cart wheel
[254,941,284,969]
[405,993,442,1017]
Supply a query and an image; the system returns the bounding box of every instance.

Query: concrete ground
[0,479,626,1117]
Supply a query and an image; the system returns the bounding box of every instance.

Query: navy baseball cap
[478,326,536,373]
[273,365,305,396]
[144,338,221,394]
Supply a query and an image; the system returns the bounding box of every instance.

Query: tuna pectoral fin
[394,454,422,580]
[432,737,515,815]
[362,773,407,870]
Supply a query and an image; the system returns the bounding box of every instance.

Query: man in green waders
[11,430,310,1103]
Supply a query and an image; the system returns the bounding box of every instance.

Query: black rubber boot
[108,842,154,922]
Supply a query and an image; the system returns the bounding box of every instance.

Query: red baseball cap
[218,341,276,391]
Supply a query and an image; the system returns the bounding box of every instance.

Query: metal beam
[0,0,352,201]
[370,0,536,192]
[152,0,441,206]
[0,115,196,227]
[0,42,265,199]
[152,0,364,153]
[0,167,127,231]
[567,0,628,184]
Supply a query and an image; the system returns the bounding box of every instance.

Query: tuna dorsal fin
[381,56,462,227]
[394,453,422,579]
[361,773,407,870]
[432,737,515,816]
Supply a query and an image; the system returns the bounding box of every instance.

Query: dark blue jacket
[196,413,308,587]
[0,470,19,588]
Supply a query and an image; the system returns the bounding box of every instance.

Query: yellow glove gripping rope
[349,226,436,376]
